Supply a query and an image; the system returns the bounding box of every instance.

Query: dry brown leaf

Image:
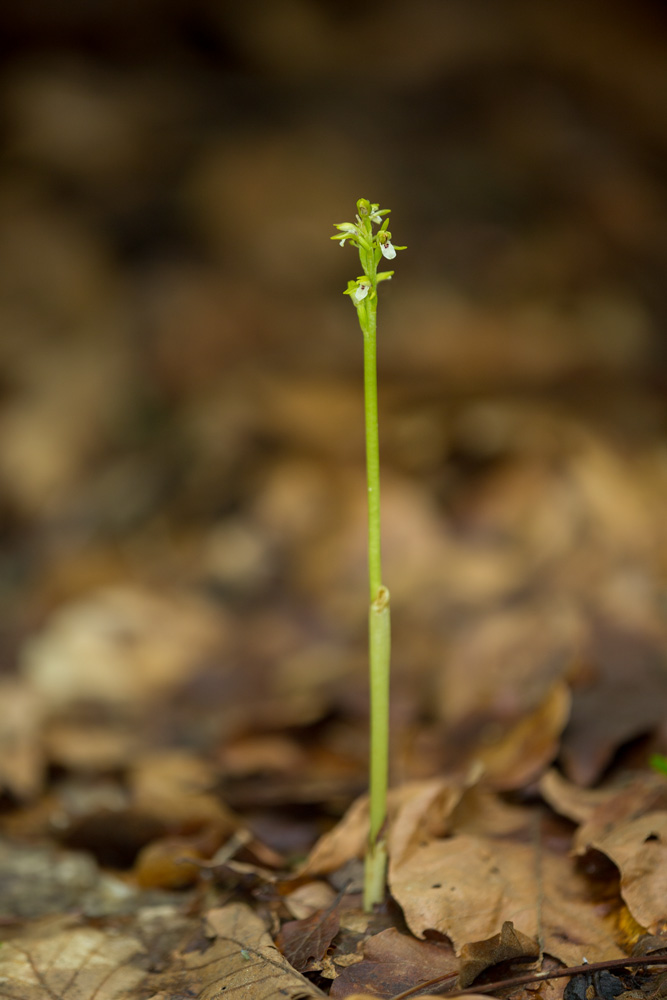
[573,774,667,850]
[129,749,237,833]
[560,620,667,786]
[0,336,131,518]
[458,920,539,987]
[22,585,229,709]
[476,680,571,791]
[44,720,141,773]
[330,926,458,999]
[539,849,625,966]
[340,995,489,1000]
[284,881,339,919]
[390,834,540,952]
[388,777,470,866]
[573,775,667,932]
[276,904,341,973]
[0,917,147,999]
[390,833,623,966]
[299,777,469,878]
[152,903,323,999]
[539,768,621,825]
[567,435,655,558]
[449,786,536,838]
[0,678,44,800]
[436,605,583,770]
[133,836,203,889]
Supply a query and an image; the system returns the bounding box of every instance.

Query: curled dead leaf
[458,919,539,988]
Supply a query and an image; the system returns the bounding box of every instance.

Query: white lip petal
[380,241,396,260]
[354,284,370,301]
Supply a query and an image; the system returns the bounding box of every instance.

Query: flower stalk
[331,199,405,909]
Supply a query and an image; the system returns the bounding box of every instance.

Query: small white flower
[380,240,396,260]
[354,281,370,301]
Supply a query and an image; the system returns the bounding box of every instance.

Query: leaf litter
[2,3,667,1000]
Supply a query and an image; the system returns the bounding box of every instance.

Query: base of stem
[363,836,388,911]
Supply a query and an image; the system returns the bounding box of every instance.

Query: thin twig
[389,953,667,1000]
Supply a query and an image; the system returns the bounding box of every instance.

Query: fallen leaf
[540,849,625,966]
[573,776,667,931]
[276,903,341,973]
[540,768,621,825]
[0,917,147,999]
[476,680,571,791]
[390,833,624,966]
[437,607,582,728]
[560,620,667,786]
[435,605,582,772]
[129,749,238,834]
[0,679,44,799]
[388,777,469,867]
[44,719,141,774]
[284,881,338,919]
[297,795,368,878]
[152,902,322,999]
[330,926,458,999]
[22,585,229,709]
[299,777,469,878]
[449,786,536,838]
[390,833,540,953]
[339,995,489,1000]
[458,920,539,987]
[133,835,204,889]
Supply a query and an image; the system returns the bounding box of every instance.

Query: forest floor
[0,2,666,998]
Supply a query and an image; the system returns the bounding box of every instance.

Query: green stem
[363,309,381,600]
[365,586,390,910]
[360,285,391,911]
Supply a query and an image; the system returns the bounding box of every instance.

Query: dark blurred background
[1,0,667,744]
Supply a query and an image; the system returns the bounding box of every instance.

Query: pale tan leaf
[540,768,621,825]
[0,679,44,799]
[22,585,229,709]
[0,918,146,999]
[390,834,541,952]
[298,777,469,878]
[387,777,468,867]
[284,881,338,919]
[152,902,323,1000]
[390,834,622,966]
[129,748,238,832]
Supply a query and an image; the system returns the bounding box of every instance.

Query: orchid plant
[331,199,405,909]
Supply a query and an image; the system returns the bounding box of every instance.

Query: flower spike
[330,200,406,912]
[331,198,405,309]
